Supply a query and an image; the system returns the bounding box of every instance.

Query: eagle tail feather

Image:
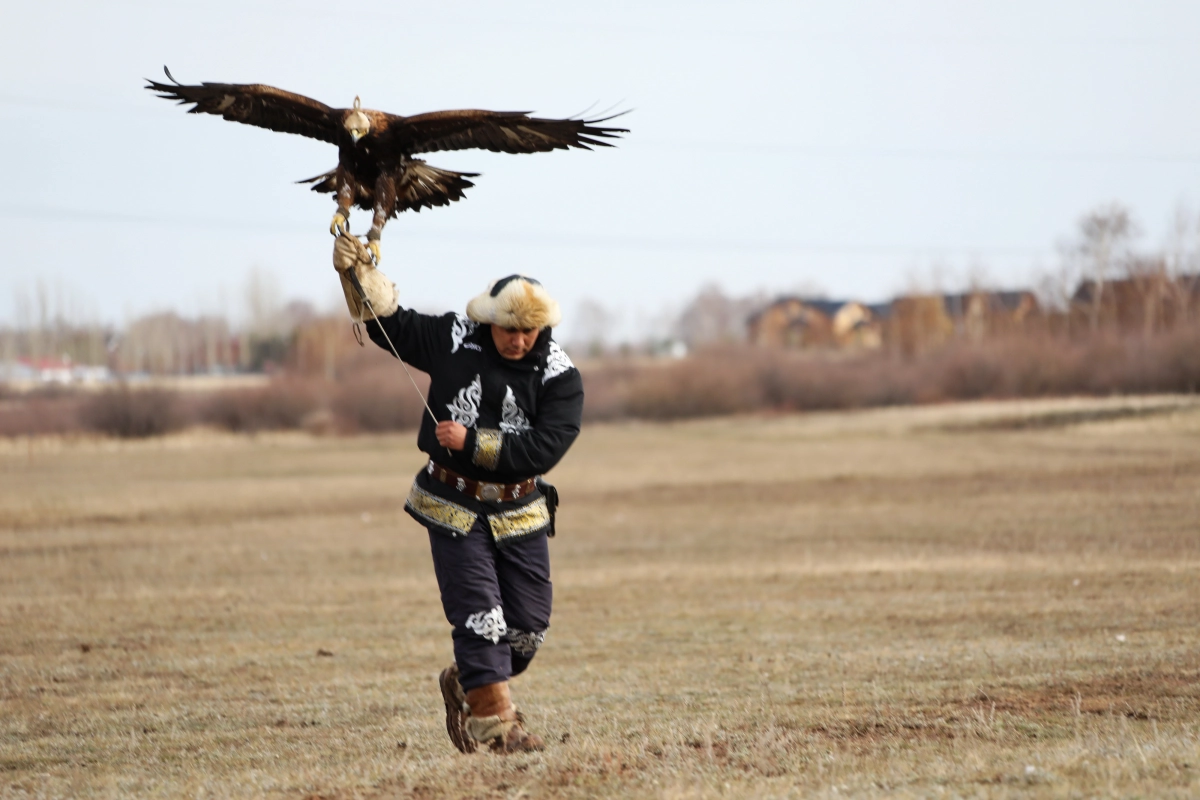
[393,161,481,214]
[297,169,337,186]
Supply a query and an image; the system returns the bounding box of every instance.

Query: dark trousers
[427,521,553,692]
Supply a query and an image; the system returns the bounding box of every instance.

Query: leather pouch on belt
[535,478,559,537]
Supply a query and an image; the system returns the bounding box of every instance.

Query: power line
[0,204,309,234]
[4,95,1198,164]
[633,139,1200,164]
[0,94,163,118]
[0,202,1053,259]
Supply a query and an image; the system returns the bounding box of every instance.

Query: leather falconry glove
[333,234,399,322]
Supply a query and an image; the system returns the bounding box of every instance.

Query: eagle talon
[330,211,350,237]
[367,239,381,265]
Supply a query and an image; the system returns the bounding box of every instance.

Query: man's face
[491,325,540,360]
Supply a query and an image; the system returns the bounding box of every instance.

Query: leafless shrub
[936,347,1010,400]
[3,324,1198,437]
[1158,327,1200,393]
[998,339,1088,397]
[1096,327,1200,394]
[622,351,765,420]
[578,361,641,422]
[0,391,85,437]
[331,367,429,432]
[79,387,182,438]
[757,354,865,410]
[579,325,1200,422]
[198,380,322,433]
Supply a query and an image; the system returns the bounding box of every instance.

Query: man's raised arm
[332,234,442,372]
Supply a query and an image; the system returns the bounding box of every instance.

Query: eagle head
[345,96,370,144]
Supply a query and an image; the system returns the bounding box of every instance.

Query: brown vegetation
[0,387,83,438]
[582,324,1200,421]
[195,379,323,433]
[2,324,1198,437]
[78,387,184,438]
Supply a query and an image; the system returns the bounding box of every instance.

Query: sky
[3,1,1200,341]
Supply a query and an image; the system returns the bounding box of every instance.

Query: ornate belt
[427,460,536,502]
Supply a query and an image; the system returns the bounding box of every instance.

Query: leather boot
[464,681,545,753]
[438,663,476,754]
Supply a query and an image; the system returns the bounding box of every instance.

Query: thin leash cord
[343,259,452,457]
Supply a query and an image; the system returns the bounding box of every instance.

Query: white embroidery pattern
[506,628,546,656]
[446,374,482,427]
[500,386,531,434]
[450,313,478,354]
[542,341,575,384]
[465,606,507,644]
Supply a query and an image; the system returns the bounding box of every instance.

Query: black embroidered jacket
[365,308,583,544]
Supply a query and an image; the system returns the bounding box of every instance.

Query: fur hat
[466,275,561,329]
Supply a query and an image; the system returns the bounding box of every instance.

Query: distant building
[747,297,889,350]
[883,290,1040,354]
[1,357,114,386]
[942,290,1039,342]
[1072,271,1200,334]
[886,295,954,356]
[831,302,884,350]
[746,298,834,348]
[72,364,114,384]
[28,357,74,385]
[0,361,35,383]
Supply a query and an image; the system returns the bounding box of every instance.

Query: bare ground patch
[2,399,1200,798]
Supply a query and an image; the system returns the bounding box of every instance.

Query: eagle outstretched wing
[144,67,341,144]
[388,109,628,156]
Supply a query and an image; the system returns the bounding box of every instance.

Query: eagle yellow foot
[330,211,351,237]
[368,239,381,265]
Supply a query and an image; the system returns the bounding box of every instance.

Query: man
[332,235,583,754]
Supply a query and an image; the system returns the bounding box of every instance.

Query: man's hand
[334,234,373,274]
[436,421,468,451]
[334,234,399,321]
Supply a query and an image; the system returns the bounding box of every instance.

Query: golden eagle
[145,67,627,262]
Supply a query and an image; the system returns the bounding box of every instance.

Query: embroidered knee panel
[506,628,547,656]
[465,606,507,644]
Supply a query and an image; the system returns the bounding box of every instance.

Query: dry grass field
[2,395,1199,799]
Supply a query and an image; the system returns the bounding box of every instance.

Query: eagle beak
[351,131,364,144]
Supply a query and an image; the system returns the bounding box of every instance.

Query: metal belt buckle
[479,482,502,501]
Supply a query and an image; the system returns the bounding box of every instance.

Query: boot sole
[438,668,476,754]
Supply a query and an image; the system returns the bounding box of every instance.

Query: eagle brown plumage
[145,67,627,262]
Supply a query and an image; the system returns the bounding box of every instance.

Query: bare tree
[571,299,616,358]
[1075,203,1139,332]
[1125,256,1168,337]
[10,286,33,363]
[243,266,284,336]
[674,284,762,348]
[1164,202,1199,326]
[242,266,287,371]
[962,259,994,343]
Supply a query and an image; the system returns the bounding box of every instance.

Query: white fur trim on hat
[466,275,561,329]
